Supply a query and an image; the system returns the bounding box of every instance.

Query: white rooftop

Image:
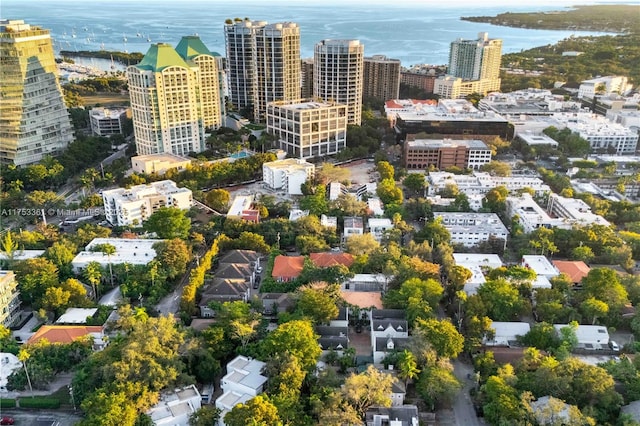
[0,250,45,261]
[453,253,503,269]
[227,195,254,217]
[55,308,98,324]
[368,218,393,227]
[485,322,531,346]
[71,238,161,269]
[554,324,609,346]
[263,158,314,171]
[0,353,22,393]
[521,255,559,278]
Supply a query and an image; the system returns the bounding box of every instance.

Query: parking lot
[0,411,82,426]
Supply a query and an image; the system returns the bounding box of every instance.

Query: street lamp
[69,385,76,410]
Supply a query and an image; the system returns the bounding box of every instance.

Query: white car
[256,266,263,273]
[610,341,620,352]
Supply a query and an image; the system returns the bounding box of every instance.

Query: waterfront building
[102,180,193,226]
[314,39,364,125]
[266,99,347,159]
[89,107,127,136]
[0,19,74,166]
[224,20,301,122]
[262,158,315,195]
[127,36,222,156]
[0,271,20,327]
[363,55,401,102]
[440,32,502,97]
[403,138,491,171]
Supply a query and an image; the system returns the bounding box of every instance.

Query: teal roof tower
[136,43,190,72]
[175,36,212,60]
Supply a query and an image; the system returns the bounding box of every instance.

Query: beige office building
[0,19,74,166]
[267,99,347,159]
[314,40,364,125]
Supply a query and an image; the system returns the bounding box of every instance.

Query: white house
[262,158,315,195]
[102,180,193,227]
[216,355,268,425]
[521,255,559,279]
[368,218,394,242]
[553,324,609,350]
[484,322,531,347]
[226,195,254,219]
[147,385,202,426]
[71,238,161,272]
[370,309,409,363]
[344,216,364,237]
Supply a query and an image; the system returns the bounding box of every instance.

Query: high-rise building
[443,32,502,97]
[314,39,364,125]
[363,55,401,102]
[0,19,74,166]
[127,36,221,156]
[224,19,301,122]
[301,58,314,99]
[448,32,502,80]
[0,271,21,327]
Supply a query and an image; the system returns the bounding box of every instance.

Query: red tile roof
[27,325,103,345]
[310,252,355,268]
[552,260,591,283]
[241,209,260,223]
[272,256,305,280]
[341,291,383,309]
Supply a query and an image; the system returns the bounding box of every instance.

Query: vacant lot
[82,92,129,107]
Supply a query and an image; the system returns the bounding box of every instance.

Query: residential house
[261,293,295,316]
[272,256,305,282]
[215,262,255,287]
[55,308,98,325]
[216,355,268,425]
[521,255,559,279]
[366,405,420,426]
[552,260,590,285]
[370,309,409,363]
[289,209,310,222]
[484,322,531,347]
[147,385,202,426]
[553,324,609,350]
[310,252,355,269]
[368,218,394,242]
[316,325,349,355]
[199,278,250,316]
[344,216,364,238]
[330,307,349,328]
[27,325,108,351]
[218,250,260,271]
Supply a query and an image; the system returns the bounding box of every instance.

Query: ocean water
[2,0,627,66]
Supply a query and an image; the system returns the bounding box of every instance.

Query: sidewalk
[1,373,74,400]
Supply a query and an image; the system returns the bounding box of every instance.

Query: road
[452,359,484,426]
[155,255,200,316]
[0,409,83,426]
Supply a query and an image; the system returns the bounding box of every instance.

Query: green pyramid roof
[175,36,213,60]
[136,43,190,72]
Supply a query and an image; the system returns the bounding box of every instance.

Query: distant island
[60,50,144,66]
[462,5,640,34]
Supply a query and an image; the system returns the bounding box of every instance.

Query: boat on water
[123,34,128,42]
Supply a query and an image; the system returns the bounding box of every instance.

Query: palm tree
[98,243,116,287]
[397,349,420,389]
[0,231,21,268]
[18,349,33,396]
[84,261,103,300]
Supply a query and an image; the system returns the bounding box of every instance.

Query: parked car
[1,417,14,425]
[609,341,620,352]
[256,266,263,273]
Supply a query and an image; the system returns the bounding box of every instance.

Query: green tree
[397,349,420,388]
[480,161,512,177]
[377,178,403,205]
[581,268,629,315]
[478,278,527,321]
[44,240,77,278]
[295,284,340,325]
[79,390,140,426]
[0,231,21,268]
[416,217,450,247]
[329,193,368,218]
[188,406,221,426]
[144,207,191,239]
[41,286,71,315]
[570,245,595,263]
[376,161,395,181]
[93,243,116,287]
[205,189,231,212]
[295,235,330,254]
[261,320,321,371]
[580,297,609,325]
[14,257,59,305]
[403,173,427,196]
[83,261,103,300]
[414,318,464,359]
[416,364,462,410]
[299,184,329,216]
[345,233,380,256]
[153,239,191,280]
[224,395,282,426]
[482,186,509,214]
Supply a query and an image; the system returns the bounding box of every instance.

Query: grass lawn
[49,385,72,406]
[82,92,130,107]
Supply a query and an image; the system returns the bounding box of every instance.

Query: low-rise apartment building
[216,355,268,426]
[428,171,550,197]
[403,138,492,171]
[71,238,160,272]
[262,158,315,195]
[102,180,192,226]
[434,212,508,248]
[547,194,611,227]
[89,107,127,136]
[131,153,192,176]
